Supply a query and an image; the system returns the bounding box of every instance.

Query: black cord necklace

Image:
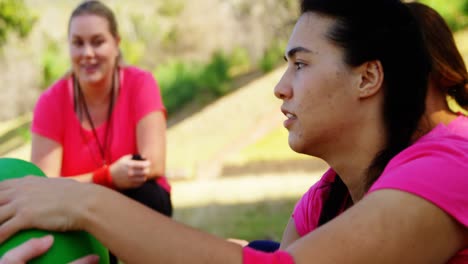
[74,71,116,167]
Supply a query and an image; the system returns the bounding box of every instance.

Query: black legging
[121,180,173,216]
[247,240,280,252]
[109,181,173,264]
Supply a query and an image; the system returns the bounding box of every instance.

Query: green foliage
[229,47,251,76]
[18,126,30,142]
[155,50,242,115]
[157,0,185,17]
[155,60,201,115]
[198,51,231,96]
[420,0,468,31]
[161,27,181,51]
[0,0,35,46]
[258,40,286,73]
[120,40,145,65]
[41,41,69,89]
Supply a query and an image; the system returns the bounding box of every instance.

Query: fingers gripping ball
[0,158,110,264]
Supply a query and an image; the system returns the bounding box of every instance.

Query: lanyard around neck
[74,72,116,166]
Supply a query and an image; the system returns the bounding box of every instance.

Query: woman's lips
[82,64,99,74]
[282,109,297,129]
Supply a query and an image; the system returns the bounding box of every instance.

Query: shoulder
[32,76,71,136]
[121,66,156,84]
[383,117,468,174]
[370,117,468,226]
[36,76,71,106]
[119,66,160,97]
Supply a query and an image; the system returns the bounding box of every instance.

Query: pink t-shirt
[291,116,468,263]
[32,66,170,192]
[292,168,338,236]
[369,116,468,262]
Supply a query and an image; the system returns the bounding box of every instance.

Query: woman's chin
[79,74,103,86]
[288,137,305,154]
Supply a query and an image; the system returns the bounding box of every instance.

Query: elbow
[149,164,166,179]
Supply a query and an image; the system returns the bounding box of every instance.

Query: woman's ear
[357,60,384,98]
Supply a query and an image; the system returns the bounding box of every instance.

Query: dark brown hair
[67,0,123,69]
[301,0,431,189]
[408,2,468,106]
[301,0,431,226]
[68,0,119,39]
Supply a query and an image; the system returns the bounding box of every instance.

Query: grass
[174,198,296,242]
[225,125,309,164]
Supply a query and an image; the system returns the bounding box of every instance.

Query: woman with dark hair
[246,2,468,255]
[0,0,466,263]
[279,2,468,258]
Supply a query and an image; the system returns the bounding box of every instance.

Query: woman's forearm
[81,186,243,264]
[67,173,94,183]
[146,155,165,180]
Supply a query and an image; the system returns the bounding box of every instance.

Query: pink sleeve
[243,247,294,264]
[292,169,335,236]
[31,84,64,143]
[133,71,166,122]
[292,187,316,237]
[369,141,468,227]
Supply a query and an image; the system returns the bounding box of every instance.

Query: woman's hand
[0,177,93,242]
[109,154,151,189]
[0,235,99,264]
[0,236,53,264]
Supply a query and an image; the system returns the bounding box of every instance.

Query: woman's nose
[274,72,293,100]
[82,43,94,58]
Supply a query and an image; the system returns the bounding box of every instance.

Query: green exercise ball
[0,158,109,264]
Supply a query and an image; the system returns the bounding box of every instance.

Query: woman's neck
[415,83,459,140]
[325,117,387,203]
[79,72,115,106]
[331,155,377,203]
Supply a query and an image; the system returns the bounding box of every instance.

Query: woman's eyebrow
[284,46,313,61]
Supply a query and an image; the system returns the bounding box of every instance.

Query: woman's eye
[72,40,83,47]
[294,62,305,70]
[92,39,104,47]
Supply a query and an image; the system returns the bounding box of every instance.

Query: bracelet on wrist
[92,165,115,189]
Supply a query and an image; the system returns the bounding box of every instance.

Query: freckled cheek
[325,92,337,112]
[323,73,346,109]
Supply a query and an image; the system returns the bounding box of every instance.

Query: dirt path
[166,66,288,179]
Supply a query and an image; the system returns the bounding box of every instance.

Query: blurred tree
[158,0,185,17]
[420,0,468,31]
[0,0,36,46]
